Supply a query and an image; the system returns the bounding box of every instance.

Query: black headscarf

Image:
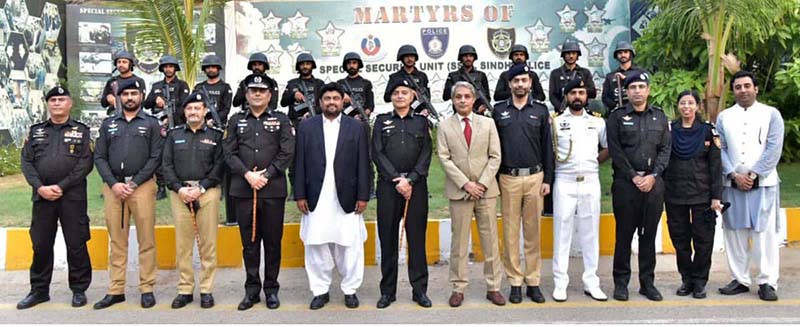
[671,120,708,160]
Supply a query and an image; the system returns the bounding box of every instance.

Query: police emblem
[525,19,552,54]
[361,35,387,62]
[316,21,344,57]
[261,11,283,40]
[487,28,515,57]
[421,27,449,59]
[265,45,284,72]
[287,10,310,39]
[586,37,607,67]
[556,5,578,33]
[585,5,606,33]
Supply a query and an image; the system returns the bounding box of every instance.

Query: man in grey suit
[437,81,505,307]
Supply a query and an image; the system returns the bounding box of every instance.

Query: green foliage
[782,117,800,163]
[0,138,21,177]
[763,57,800,119]
[60,63,89,119]
[647,69,706,120]
[633,16,707,72]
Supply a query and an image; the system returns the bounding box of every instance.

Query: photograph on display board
[78,21,111,45]
[78,51,111,74]
[42,2,61,45]
[81,80,105,103]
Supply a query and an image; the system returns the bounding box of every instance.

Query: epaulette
[269,109,288,117]
[651,105,664,111]
[72,119,90,129]
[209,126,224,133]
[549,111,558,119]
[610,106,623,113]
[376,112,392,119]
[591,111,602,118]
[29,121,47,130]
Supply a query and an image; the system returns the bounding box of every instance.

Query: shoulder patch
[591,111,602,118]
[549,112,558,119]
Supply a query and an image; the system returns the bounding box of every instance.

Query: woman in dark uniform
[663,89,723,299]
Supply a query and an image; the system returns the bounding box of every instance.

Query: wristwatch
[199,186,206,194]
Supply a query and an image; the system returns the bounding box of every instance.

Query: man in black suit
[294,83,371,310]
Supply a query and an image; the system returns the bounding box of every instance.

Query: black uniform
[336,75,375,119]
[223,109,294,298]
[232,74,279,111]
[384,68,432,113]
[143,78,191,126]
[601,65,641,111]
[548,64,596,111]
[94,110,164,187]
[493,70,546,102]
[161,124,225,192]
[492,99,554,184]
[280,76,325,126]
[606,102,671,288]
[100,75,147,115]
[372,110,432,297]
[443,67,491,112]
[20,118,93,296]
[194,80,233,126]
[664,120,722,288]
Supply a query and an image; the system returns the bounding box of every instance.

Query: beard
[568,99,584,111]
[347,67,358,76]
[205,70,219,79]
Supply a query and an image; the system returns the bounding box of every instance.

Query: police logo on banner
[557,5,578,33]
[361,34,387,62]
[586,37,607,67]
[421,27,449,59]
[261,11,282,40]
[316,21,344,57]
[525,19,552,54]
[287,10,310,39]
[487,28,515,57]
[265,45,284,72]
[585,5,606,33]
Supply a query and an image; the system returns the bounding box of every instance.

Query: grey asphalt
[2,248,799,324]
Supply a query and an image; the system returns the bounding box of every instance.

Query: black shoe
[526,286,546,303]
[237,294,260,311]
[266,293,280,309]
[171,294,193,309]
[758,284,778,301]
[412,293,432,308]
[17,292,50,310]
[71,292,87,308]
[613,285,628,301]
[639,285,663,301]
[677,281,693,296]
[93,294,125,310]
[719,280,749,295]
[376,294,396,309]
[141,292,156,308]
[309,293,330,310]
[200,293,214,308]
[156,186,167,200]
[509,286,522,304]
[692,284,707,299]
[344,294,359,308]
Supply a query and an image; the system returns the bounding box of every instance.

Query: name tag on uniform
[622,122,634,126]
[174,139,186,144]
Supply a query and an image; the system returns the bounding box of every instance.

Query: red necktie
[463,117,472,148]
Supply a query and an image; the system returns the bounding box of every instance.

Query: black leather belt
[114,175,133,183]
[499,165,542,176]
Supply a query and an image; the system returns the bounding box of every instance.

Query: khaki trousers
[499,173,544,287]
[449,197,503,293]
[102,178,157,294]
[169,187,221,294]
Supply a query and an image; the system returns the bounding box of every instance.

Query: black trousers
[611,177,664,287]
[376,179,429,296]
[665,202,715,287]
[223,169,236,224]
[29,199,92,294]
[234,196,285,296]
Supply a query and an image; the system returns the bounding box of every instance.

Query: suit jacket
[436,113,502,200]
[293,114,371,213]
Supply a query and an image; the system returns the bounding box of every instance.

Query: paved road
[2,249,799,324]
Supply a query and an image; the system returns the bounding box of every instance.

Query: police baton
[188,201,201,248]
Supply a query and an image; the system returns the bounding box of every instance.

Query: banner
[229,0,631,116]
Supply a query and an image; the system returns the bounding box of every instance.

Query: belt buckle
[518,168,531,176]
[576,176,585,182]
[185,181,200,188]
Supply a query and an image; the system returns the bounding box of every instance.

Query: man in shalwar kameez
[716,70,783,301]
[294,83,371,310]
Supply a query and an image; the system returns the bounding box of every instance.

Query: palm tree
[112,0,227,87]
[647,0,793,121]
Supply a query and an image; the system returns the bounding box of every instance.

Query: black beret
[117,78,143,95]
[45,86,70,101]
[506,63,531,81]
[563,78,587,94]
[386,76,415,95]
[182,91,206,108]
[624,70,651,88]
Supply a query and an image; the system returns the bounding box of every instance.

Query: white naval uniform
[717,101,784,289]
[551,109,607,290]
[300,115,368,296]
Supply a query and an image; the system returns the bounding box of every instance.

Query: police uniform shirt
[100,74,147,109]
[548,65,596,110]
[605,102,671,180]
[663,120,722,205]
[144,78,191,125]
[21,118,93,201]
[384,68,432,112]
[371,111,432,184]
[233,74,279,110]
[223,109,294,198]
[443,67,491,110]
[336,75,375,116]
[553,110,607,176]
[280,76,325,121]
[492,99,555,184]
[493,70,546,102]
[194,80,233,126]
[161,124,225,192]
[94,109,164,187]
[601,65,641,111]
